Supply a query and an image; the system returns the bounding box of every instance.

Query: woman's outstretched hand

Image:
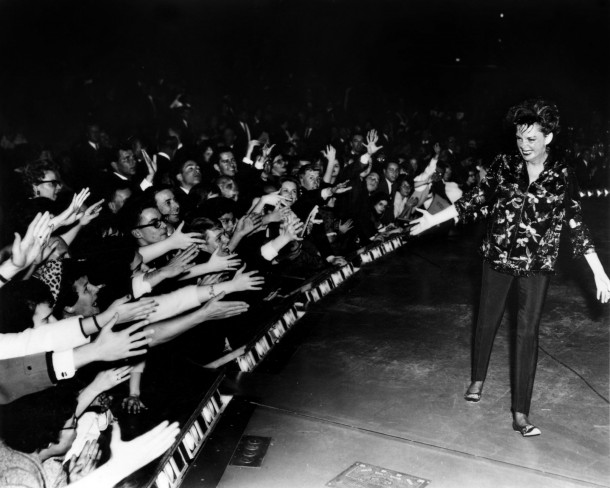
[409,208,434,236]
[594,272,610,303]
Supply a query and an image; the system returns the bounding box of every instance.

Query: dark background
[0,0,608,146]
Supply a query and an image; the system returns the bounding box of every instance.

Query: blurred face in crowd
[87,124,101,144]
[155,189,181,224]
[132,207,169,245]
[113,150,137,177]
[203,145,214,163]
[215,152,237,177]
[217,178,239,201]
[383,162,400,182]
[108,187,132,214]
[32,301,57,327]
[466,170,477,186]
[177,160,202,190]
[202,227,229,254]
[271,155,288,177]
[222,127,236,147]
[218,212,236,235]
[67,276,102,317]
[35,170,62,200]
[398,179,412,198]
[373,199,389,216]
[279,180,298,206]
[365,172,380,193]
[350,134,365,155]
[299,169,320,191]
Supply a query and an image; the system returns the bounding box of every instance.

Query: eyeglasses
[37,179,62,187]
[218,217,235,225]
[133,218,166,230]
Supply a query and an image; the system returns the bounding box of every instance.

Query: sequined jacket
[454,153,595,276]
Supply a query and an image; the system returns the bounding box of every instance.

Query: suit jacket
[0,353,53,404]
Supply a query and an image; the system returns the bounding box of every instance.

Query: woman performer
[410,99,610,437]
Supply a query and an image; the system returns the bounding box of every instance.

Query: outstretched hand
[409,207,435,236]
[594,273,610,303]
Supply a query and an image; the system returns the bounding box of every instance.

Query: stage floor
[213,201,610,488]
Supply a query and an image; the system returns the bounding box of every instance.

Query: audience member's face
[203,146,214,163]
[271,156,288,177]
[216,152,237,176]
[218,180,239,201]
[365,173,380,193]
[399,180,412,198]
[109,188,132,214]
[203,228,229,254]
[350,135,365,154]
[179,161,202,189]
[32,301,57,327]
[134,208,169,244]
[299,170,320,191]
[279,181,298,206]
[87,125,101,144]
[218,212,236,234]
[35,170,62,200]
[155,189,181,224]
[70,276,101,317]
[222,128,236,146]
[374,199,389,215]
[383,163,400,182]
[114,150,137,177]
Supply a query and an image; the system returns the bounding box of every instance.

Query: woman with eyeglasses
[22,160,63,201]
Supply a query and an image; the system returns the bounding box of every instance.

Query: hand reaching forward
[168,222,206,249]
[91,316,153,362]
[231,265,264,292]
[79,199,104,226]
[103,296,158,324]
[67,439,101,483]
[163,245,199,278]
[208,247,241,272]
[196,292,249,321]
[409,207,435,235]
[105,420,180,480]
[89,366,133,395]
[11,211,53,269]
[281,220,304,242]
[365,129,383,155]
[50,188,91,228]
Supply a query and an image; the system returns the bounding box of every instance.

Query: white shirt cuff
[52,350,76,381]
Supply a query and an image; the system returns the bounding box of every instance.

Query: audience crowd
[0,73,608,487]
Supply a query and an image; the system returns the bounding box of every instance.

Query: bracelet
[92,315,102,332]
[209,284,216,298]
[79,318,86,337]
[0,273,9,284]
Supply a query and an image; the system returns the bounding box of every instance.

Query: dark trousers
[472,263,551,415]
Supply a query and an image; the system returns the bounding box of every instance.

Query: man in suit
[379,161,400,196]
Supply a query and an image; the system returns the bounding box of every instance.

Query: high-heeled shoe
[464,387,482,402]
[512,422,541,437]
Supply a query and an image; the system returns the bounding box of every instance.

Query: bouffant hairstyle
[0,279,54,333]
[505,99,560,136]
[21,160,61,197]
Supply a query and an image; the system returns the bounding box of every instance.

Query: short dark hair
[0,279,53,333]
[117,195,158,234]
[0,384,77,453]
[505,99,560,135]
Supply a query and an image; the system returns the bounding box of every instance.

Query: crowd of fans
[0,75,608,487]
